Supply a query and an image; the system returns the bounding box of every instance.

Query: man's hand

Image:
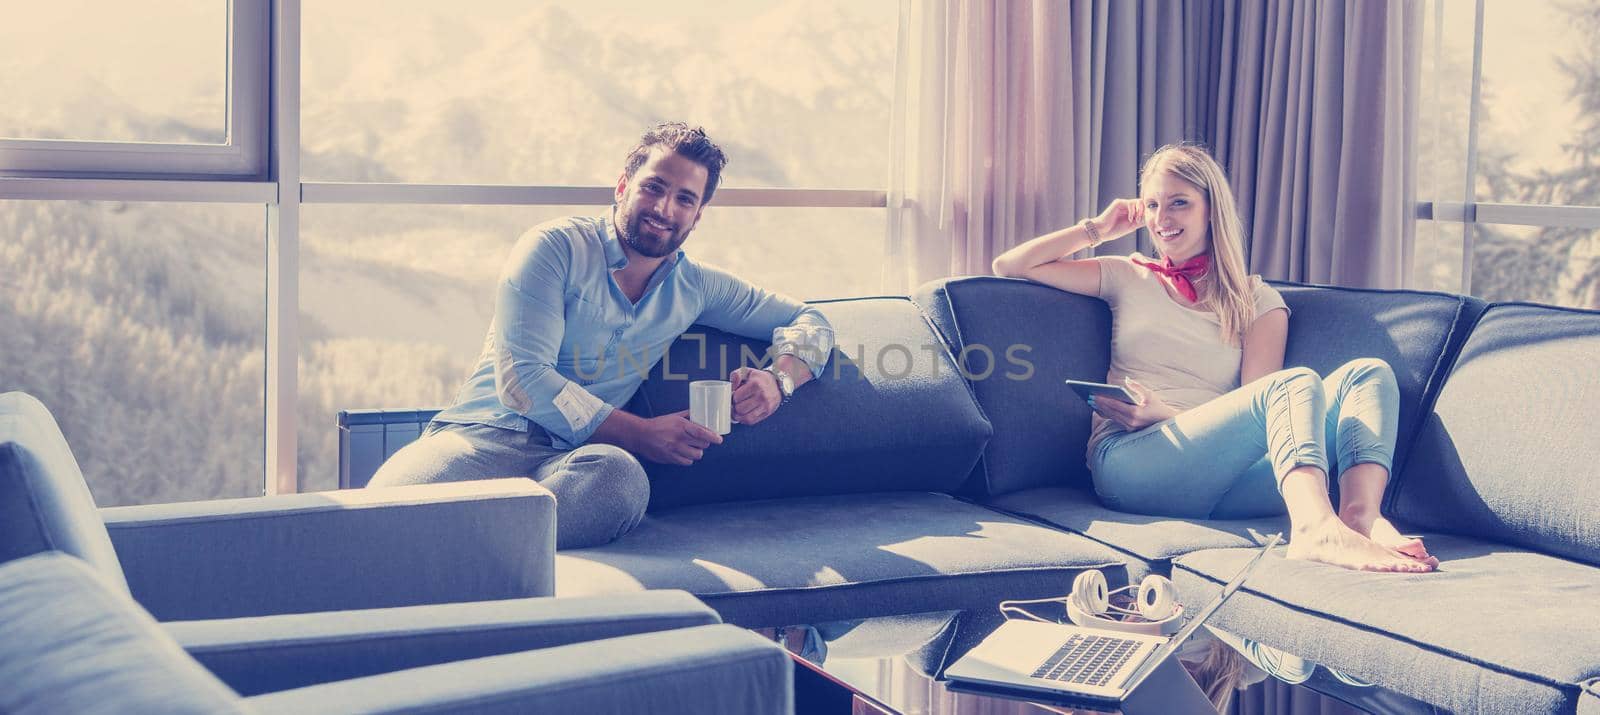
[729,366,782,426]
[631,410,723,466]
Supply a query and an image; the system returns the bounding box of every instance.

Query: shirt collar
[601,213,629,270]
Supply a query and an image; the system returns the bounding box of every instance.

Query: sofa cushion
[1172,535,1600,714]
[554,492,1126,627]
[0,392,127,590]
[913,277,1113,496]
[103,480,555,621]
[1270,284,1485,482]
[172,590,722,697]
[0,553,246,715]
[627,298,992,510]
[1393,303,1600,567]
[984,486,1284,577]
[913,279,1483,499]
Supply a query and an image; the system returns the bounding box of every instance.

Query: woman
[992,144,1436,573]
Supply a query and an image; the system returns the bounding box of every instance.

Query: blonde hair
[1139,143,1260,346]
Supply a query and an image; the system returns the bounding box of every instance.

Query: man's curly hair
[622,122,729,205]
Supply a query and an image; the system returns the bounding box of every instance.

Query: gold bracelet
[1080,218,1104,248]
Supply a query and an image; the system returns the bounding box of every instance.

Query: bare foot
[1341,512,1439,569]
[1287,516,1436,573]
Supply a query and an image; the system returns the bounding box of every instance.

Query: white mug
[689,380,733,435]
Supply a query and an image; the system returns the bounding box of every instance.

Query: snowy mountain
[300,1,895,187]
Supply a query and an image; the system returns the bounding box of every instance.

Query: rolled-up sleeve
[769,312,834,377]
[494,231,614,448]
[693,263,835,379]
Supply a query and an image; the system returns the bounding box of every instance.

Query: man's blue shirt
[433,214,835,449]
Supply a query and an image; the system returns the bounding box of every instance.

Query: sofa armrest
[102,479,555,621]
[244,625,793,715]
[166,590,719,696]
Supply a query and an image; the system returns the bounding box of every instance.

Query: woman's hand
[1092,198,1146,243]
[1089,379,1176,432]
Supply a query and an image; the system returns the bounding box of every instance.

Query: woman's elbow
[992,256,1023,278]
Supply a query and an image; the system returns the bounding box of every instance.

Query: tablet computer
[1064,379,1142,405]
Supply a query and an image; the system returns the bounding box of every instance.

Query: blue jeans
[1089,358,1399,519]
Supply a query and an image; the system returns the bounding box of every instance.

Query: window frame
[0,0,270,179]
[1416,0,1600,303]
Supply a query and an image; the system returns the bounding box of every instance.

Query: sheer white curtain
[887,0,1070,293]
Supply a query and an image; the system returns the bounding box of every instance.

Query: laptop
[945,533,1282,706]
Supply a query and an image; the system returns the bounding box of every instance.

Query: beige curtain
[887,0,1195,292]
[887,0,1423,292]
[1208,0,1423,287]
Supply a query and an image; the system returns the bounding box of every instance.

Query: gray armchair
[0,391,794,713]
[0,390,554,620]
[0,553,793,715]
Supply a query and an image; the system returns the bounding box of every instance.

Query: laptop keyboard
[1031,633,1140,687]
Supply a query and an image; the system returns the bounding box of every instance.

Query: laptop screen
[1120,532,1283,692]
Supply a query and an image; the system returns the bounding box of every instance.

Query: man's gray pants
[368,422,649,549]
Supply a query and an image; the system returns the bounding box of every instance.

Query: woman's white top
[1086,254,1290,458]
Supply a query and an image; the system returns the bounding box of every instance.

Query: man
[369,123,834,549]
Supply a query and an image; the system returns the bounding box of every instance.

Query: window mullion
[266,0,301,496]
[1460,0,1486,295]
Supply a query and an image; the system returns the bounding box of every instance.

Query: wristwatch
[764,365,795,402]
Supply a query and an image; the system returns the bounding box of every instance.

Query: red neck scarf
[1131,254,1211,303]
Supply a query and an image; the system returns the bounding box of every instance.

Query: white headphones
[999,569,1185,637]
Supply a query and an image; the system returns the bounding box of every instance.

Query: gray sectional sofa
[249,277,1600,712]
[493,277,1594,713]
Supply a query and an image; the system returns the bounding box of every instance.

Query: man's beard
[617,207,689,258]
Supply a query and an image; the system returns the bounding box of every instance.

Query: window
[1413,219,1466,296]
[1412,0,1477,294]
[0,3,226,144]
[296,203,544,490]
[301,0,897,188]
[683,207,887,301]
[1416,0,1475,209]
[1472,223,1600,306]
[0,200,266,506]
[1415,0,1600,308]
[1478,1,1595,206]
[0,0,268,177]
[290,1,899,489]
[8,2,901,497]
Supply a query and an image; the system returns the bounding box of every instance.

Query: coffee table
[759,607,1445,714]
